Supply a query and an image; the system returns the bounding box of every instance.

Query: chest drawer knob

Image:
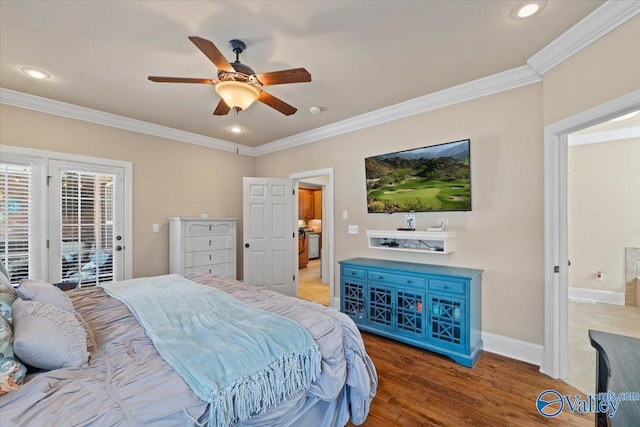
[444,285,448,289]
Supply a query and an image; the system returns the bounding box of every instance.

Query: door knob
[115,246,123,251]
[245,243,250,248]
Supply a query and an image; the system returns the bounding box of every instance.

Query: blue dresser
[339,257,483,367]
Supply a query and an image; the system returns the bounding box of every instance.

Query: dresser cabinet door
[396,289,426,339]
[428,293,465,351]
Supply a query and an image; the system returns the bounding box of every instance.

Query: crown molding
[527,1,640,75]
[0,88,255,156]
[2,2,636,158]
[254,65,541,156]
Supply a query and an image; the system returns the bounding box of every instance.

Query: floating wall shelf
[367,229,456,254]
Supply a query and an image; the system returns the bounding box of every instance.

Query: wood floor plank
[350,332,592,426]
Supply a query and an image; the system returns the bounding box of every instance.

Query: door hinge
[554,265,560,273]
[293,232,295,238]
[292,189,295,195]
[46,239,49,249]
[293,275,296,281]
[46,175,52,186]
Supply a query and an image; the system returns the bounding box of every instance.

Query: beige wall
[0,104,255,278]
[257,84,547,344]
[568,137,640,293]
[0,15,636,347]
[543,16,640,126]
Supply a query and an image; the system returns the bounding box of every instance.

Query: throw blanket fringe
[209,347,320,426]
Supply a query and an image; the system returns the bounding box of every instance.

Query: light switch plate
[348,225,359,234]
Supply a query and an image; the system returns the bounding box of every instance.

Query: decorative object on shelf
[367,229,455,254]
[404,212,416,230]
[339,257,483,367]
[427,219,446,232]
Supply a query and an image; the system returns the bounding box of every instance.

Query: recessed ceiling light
[510,1,547,21]
[230,126,242,134]
[610,111,639,122]
[20,67,51,80]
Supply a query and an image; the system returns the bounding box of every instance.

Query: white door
[48,160,126,286]
[243,177,295,295]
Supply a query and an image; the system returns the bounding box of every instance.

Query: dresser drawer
[186,221,234,237]
[343,267,365,280]
[368,271,426,288]
[185,249,235,268]
[185,235,234,252]
[430,279,465,294]
[186,263,234,277]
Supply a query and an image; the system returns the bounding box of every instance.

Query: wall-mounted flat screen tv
[365,139,471,213]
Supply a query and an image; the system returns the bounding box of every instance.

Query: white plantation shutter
[53,167,121,287]
[0,162,32,283]
[0,146,131,285]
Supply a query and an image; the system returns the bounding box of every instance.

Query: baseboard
[333,297,544,366]
[568,287,625,305]
[481,332,543,367]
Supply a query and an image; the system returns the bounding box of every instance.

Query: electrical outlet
[437,218,449,226]
[152,223,159,233]
[348,225,359,234]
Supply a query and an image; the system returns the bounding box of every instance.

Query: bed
[0,271,377,426]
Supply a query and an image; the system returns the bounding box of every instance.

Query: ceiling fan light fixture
[215,81,260,111]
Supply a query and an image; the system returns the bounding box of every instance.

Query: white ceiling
[0,1,609,148]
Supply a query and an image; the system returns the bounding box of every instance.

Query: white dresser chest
[169,217,237,279]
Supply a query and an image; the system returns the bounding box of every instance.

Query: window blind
[59,170,116,287]
[0,162,32,284]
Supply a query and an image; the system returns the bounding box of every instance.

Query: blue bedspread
[102,275,320,426]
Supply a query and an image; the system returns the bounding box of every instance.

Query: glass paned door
[49,161,124,287]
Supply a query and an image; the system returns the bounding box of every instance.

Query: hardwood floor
[351,332,592,426]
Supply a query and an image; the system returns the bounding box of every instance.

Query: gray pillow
[11,299,88,370]
[17,279,74,313]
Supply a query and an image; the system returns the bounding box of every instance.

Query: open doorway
[541,91,640,379]
[564,113,640,394]
[290,168,334,307]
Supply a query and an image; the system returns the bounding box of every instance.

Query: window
[0,146,131,285]
[0,162,32,283]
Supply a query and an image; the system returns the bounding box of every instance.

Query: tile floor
[297,259,330,306]
[566,299,640,394]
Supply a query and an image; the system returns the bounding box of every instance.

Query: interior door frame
[541,90,640,379]
[290,168,335,307]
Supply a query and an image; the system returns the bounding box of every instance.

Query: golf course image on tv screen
[365,139,471,213]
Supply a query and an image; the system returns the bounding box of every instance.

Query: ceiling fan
[148,36,311,116]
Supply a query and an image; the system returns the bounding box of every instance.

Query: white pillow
[17,279,74,312]
[12,299,88,370]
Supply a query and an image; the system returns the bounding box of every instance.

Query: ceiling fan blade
[213,99,231,116]
[148,76,214,84]
[188,36,234,72]
[258,91,297,116]
[255,68,311,86]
